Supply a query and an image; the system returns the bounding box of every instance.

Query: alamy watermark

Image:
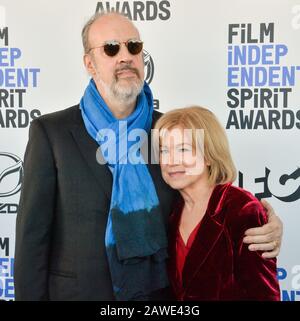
[95,122,205,175]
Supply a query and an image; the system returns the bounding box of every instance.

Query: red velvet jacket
[167,183,280,301]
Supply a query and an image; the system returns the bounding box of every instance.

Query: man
[14,12,282,301]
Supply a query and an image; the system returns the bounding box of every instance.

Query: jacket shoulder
[33,104,80,128]
[222,185,267,235]
[225,185,258,206]
[36,106,162,127]
[152,110,163,127]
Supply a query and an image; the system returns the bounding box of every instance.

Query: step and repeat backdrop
[0,0,299,301]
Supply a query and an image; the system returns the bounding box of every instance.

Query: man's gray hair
[81,12,131,54]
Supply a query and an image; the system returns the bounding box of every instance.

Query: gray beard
[99,76,144,106]
[112,78,143,105]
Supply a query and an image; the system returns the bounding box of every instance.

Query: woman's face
[159,126,208,190]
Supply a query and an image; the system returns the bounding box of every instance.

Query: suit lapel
[181,184,231,293]
[182,214,224,290]
[168,199,183,293]
[69,110,113,201]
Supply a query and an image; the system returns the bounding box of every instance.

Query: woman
[154,106,280,301]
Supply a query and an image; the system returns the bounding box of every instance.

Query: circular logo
[143,49,155,85]
[0,152,23,197]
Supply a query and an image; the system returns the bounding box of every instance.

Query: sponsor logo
[239,167,300,202]
[0,152,23,198]
[143,49,154,84]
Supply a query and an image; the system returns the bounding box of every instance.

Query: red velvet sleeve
[232,201,280,300]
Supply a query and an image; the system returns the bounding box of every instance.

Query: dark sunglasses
[88,39,143,57]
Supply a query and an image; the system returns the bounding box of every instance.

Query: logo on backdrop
[238,167,300,202]
[226,22,300,130]
[143,49,159,109]
[0,152,22,215]
[0,23,41,128]
[278,265,300,301]
[95,1,171,21]
[0,152,23,198]
[143,49,154,85]
[0,236,14,300]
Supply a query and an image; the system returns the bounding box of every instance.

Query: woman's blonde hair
[154,106,237,185]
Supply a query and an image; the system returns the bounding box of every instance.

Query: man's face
[84,14,145,105]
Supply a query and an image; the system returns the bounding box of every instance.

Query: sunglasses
[88,39,143,57]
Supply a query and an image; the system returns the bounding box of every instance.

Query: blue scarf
[80,79,168,300]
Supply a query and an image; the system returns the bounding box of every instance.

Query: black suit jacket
[14,105,176,301]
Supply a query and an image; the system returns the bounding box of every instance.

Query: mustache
[115,65,140,78]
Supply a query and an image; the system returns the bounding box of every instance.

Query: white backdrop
[0,0,299,300]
